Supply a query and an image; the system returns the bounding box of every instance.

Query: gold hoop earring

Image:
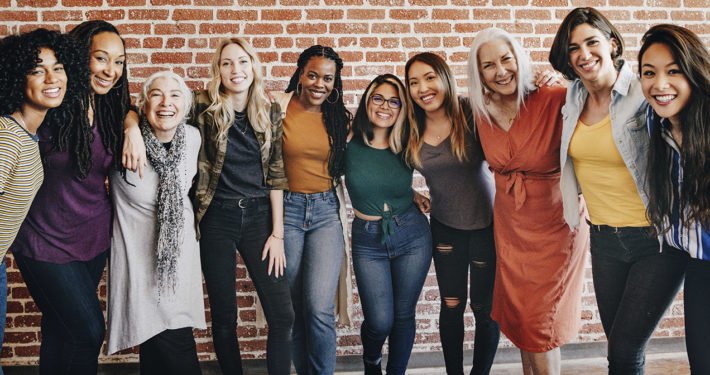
[326,88,340,104]
[295,83,302,96]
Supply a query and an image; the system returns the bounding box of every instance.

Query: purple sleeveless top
[12,124,113,263]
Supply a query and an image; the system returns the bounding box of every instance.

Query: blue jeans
[284,190,345,375]
[684,258,710,375]
[13,251,107,375]
[352,205,432,375]
[0,257,6,375]
[590,226,687,375]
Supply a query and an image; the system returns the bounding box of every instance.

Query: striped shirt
[647,107,710,260]
[0,115,43,258]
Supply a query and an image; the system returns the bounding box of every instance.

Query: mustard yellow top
[282,97,332,194]
[568,115,649,227]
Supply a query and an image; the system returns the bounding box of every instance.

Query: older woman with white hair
[467,27,588,375]
[107,71,204,375]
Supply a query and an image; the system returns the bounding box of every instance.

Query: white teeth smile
[375,112,392,120]
[654,95,676,103]
[94,76,113,87]
[309,89,325,99]
[496,76,513,85]
[43,87,62,97]
[156,111,176,118]
[579,60,598,71]
[231,77,246,84]
[420,94,435,103]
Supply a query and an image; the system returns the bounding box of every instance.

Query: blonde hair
[205,38,271,143]
[404,52,469,169]
[351,74,409,153]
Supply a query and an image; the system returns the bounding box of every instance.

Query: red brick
[0,11,37,21]
[354,65,395,76]
[42,10,82,21]
[390,9,428,20]
[414,23,452,34]
[634,10,669,20]
[142,37,163,48]
[262,9,301,20]
[14,345,41,357]
[647,0,680,5]
[402,37,422,48]
[11,315,41,328]
[609,0,643,5]
[685,0,710,6]
[86,10,125,21]
[370,0,404,4]
[252,37,272,48]
[244,23,283,34]
[286,23,327,34]
[62,0,101,4]
[347,9,385,19]
[493,0,527,4]
[338,37,357,47]
[217,10,257,20]
[532,0,567,5]
[280,0,318,4]
[670,10,704,21]
[380,37,399,48]
[238,0,275,5]
[451,0,487,4]
[433,9,469,20]
[4,332,37,344]
[324,0,363,4]
[195,0,233,4]
[330,23,369,34]
[129,9,169,20]
[117,23,151,35]
[372,23,410,34]
[496,22,533,34]
[443,37,461,48]
[307,9,343,20]
[359,37,378,48]
[572,0,604,4]
[338,51,363,62]
[409,0,446,4]
[423,37,441,48]
[154,23,197,35]
[166,37,186,48]
[275,37,294,48]
[199,23,240,34]
[152,0,189,3]
[473,9,510,19]
[151,52,192,64]
[366,51,406,63]
[18,0,56,6]
[516,9,551,19]
[173,9,213,21]
[108,0,146,4]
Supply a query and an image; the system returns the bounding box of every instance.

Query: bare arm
[262,189,286,277]
[122,110,147,178]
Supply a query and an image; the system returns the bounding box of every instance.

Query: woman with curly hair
[550,8,688,374]
[11,20,133,374]
[0,28,81,372]
[191,38,294,375]
[270,45,352,375]
[638,24,710,374]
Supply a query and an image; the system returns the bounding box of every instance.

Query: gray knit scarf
[140,115,186,296]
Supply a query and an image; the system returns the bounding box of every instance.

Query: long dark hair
[351,74,409,153]
[0,29,87,118]
[47,20,130,179]
[285,45,351,182]
[639,24,710,230]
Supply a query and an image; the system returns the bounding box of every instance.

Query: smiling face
[144,77,186,142]
[88,31,125,95]
[219,43,254,97]
[407,61,446,114]
[478,39,518,98]
[568,23,618,85]
[24,47,68,113]
[298,56,336,111]
[367,83,401,130]
[640,42,691,127]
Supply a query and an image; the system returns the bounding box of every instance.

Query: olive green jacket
[190,90,288,233]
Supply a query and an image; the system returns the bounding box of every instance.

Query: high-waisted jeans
[284,190,345,375]
[200,196,294,375]
[352,205,433,375]
[431,219,499,375]
[589,225,687,375]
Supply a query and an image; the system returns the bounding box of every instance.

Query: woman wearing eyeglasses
[345,74,432,375]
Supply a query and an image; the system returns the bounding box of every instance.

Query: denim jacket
[190,90,288,230]
[559,61,649,228]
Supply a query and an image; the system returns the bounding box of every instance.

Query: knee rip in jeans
[471,260,488,269]
[443,297,461,309]
[436,243,454,254]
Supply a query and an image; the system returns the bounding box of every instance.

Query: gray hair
[467,27,536,125]
[136,70,193,121]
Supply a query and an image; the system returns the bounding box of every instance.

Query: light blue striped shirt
[647,107,710,260]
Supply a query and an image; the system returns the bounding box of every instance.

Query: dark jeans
[431,219,499,375]
[352,205,433,375]
[200,197,294,375]
[684,258,710,375]
[590,226,687,375]
[139,327,201,375]
[13,251,107,375]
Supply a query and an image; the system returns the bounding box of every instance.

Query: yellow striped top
[0,115,44,257]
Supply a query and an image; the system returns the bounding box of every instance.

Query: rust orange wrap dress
[476,86,589,352]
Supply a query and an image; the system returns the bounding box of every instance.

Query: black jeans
[590,226,687,375]
[431,219,499,375]
[684,258,710,375]
[199,197,294,375]
[139,327,201,375]
[13,251,107,375]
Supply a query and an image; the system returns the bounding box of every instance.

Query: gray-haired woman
[106,71,205,375]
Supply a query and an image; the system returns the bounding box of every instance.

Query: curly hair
[639,24,710,230]
[0,29,88,120]
[285,45,352,182]
[46,20,130,179]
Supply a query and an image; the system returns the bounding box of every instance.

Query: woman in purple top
[11,21,132,375]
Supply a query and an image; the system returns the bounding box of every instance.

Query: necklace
[234,112,248,134]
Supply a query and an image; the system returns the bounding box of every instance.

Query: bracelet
[271,233,284,241]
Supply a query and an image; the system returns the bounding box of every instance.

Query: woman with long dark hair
[638,24,710,374]
[0,28,82,373]
[11,20,132,374]
[346,74,431,375]
[550,8,688,374]
[271,45,352,375]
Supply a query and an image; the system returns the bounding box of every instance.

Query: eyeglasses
[369,94,402,109]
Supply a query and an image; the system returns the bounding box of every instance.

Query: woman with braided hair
[11,20,134,374]
[271,45,353,375]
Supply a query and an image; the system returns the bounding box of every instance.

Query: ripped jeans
[431,218,499,375]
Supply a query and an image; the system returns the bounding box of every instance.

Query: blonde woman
[191,38,293,375]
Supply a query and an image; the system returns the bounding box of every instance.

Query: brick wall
[2,0,706,366]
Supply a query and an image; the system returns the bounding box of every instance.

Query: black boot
[364,359,383,375]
